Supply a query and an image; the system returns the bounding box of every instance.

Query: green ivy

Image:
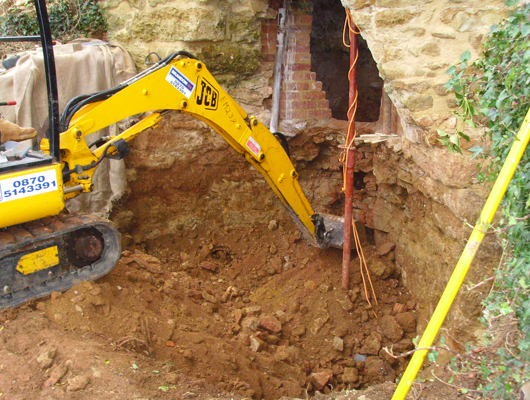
[0,0,107,40]
[443,2,530,398]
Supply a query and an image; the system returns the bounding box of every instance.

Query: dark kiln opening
[310,0,384,122]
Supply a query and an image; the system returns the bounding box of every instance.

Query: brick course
[261,12,332,124]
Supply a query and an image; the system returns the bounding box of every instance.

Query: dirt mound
[1,222,417,399]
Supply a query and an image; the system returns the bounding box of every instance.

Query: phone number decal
[0,170,58,203]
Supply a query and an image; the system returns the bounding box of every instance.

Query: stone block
[404,94,433,111]
[420,41,441,57]
[375,9,415,28]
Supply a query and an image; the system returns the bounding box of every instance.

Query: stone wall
[101,0,269,79]
[341,0,510,339]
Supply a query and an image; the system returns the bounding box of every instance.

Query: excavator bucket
[321,213,346,249]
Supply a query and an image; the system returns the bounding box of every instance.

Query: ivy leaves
[437,50,478,154]
[0,0,107,40]
[442,3,530,398]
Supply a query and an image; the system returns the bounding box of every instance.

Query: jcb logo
[196,78,218,110]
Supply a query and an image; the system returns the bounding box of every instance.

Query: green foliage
[0,0,107,40]
[443,2,530,398]
[438,50,478,155]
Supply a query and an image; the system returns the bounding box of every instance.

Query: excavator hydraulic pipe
[392,106,530,400]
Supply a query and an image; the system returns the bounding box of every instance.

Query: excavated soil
[0,117,466,399]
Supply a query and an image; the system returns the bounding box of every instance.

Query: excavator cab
[0,0,64,227]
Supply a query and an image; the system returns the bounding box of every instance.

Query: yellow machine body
[0,163,64,228]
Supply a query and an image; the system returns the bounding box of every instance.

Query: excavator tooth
[320,213,346,249]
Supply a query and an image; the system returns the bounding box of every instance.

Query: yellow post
[392,106,530,400]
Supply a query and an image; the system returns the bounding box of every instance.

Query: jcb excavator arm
[48,51,344,249]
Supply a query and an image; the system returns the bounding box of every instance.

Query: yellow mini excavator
[0,0,345,309]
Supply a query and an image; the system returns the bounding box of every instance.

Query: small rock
[234,309,243,324]
[71,294,85,303]
[304,280,317,290]
[268,220,279,230]
[50,292,62,301]
[354,354,367,362]
[309,369,333,390]
[319,284,332,292]
[283,261,295,271]
[395,312,417,333]
[379,315,404,342]
[237,332,251,346]
[393,303,407,314]
[364,357,396,380]
[241,316,260,331]
[368,257,395,280]
[259,315,282,334]
[166,341,175,347]
[183,349,194,359]
[89,286,101,296]
[37,347,57,369]
[269,244,277,254]
[36,302,46,311]
[200,261,218,272]
[270,257,283,274]
[291,324,306,337]
[310,313,330,334]
[44,365,68,387]
[165,372,178,385]
[333,336,344,352]
[221,286,239,303]
[394,338,414,353]
[274,346,295,364]
[90,295,106,306]
[360,332,382,355]
[336,294,354,311]
[377,242,395,256]
[287,298,300,314]
[332,364,344,376]
[201,291,218,304]
[67,375,90,392]
[342,367,359,384]
[249,335,266,352]
[244,305,262,315]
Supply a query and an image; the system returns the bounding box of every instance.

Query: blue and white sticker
[0,169,58,203]
[166,66,195,98]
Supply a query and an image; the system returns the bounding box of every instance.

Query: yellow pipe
[392,106,530,400]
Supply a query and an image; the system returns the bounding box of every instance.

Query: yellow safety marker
[16,246,59,275]
[392,106,530,400]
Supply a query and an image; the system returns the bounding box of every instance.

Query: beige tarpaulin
[0,40,137,216]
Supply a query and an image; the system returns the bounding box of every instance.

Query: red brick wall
[261,13,332,124]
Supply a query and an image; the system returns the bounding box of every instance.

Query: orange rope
[341,9,378,310]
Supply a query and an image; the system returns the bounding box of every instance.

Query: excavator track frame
[0,213,120,309]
